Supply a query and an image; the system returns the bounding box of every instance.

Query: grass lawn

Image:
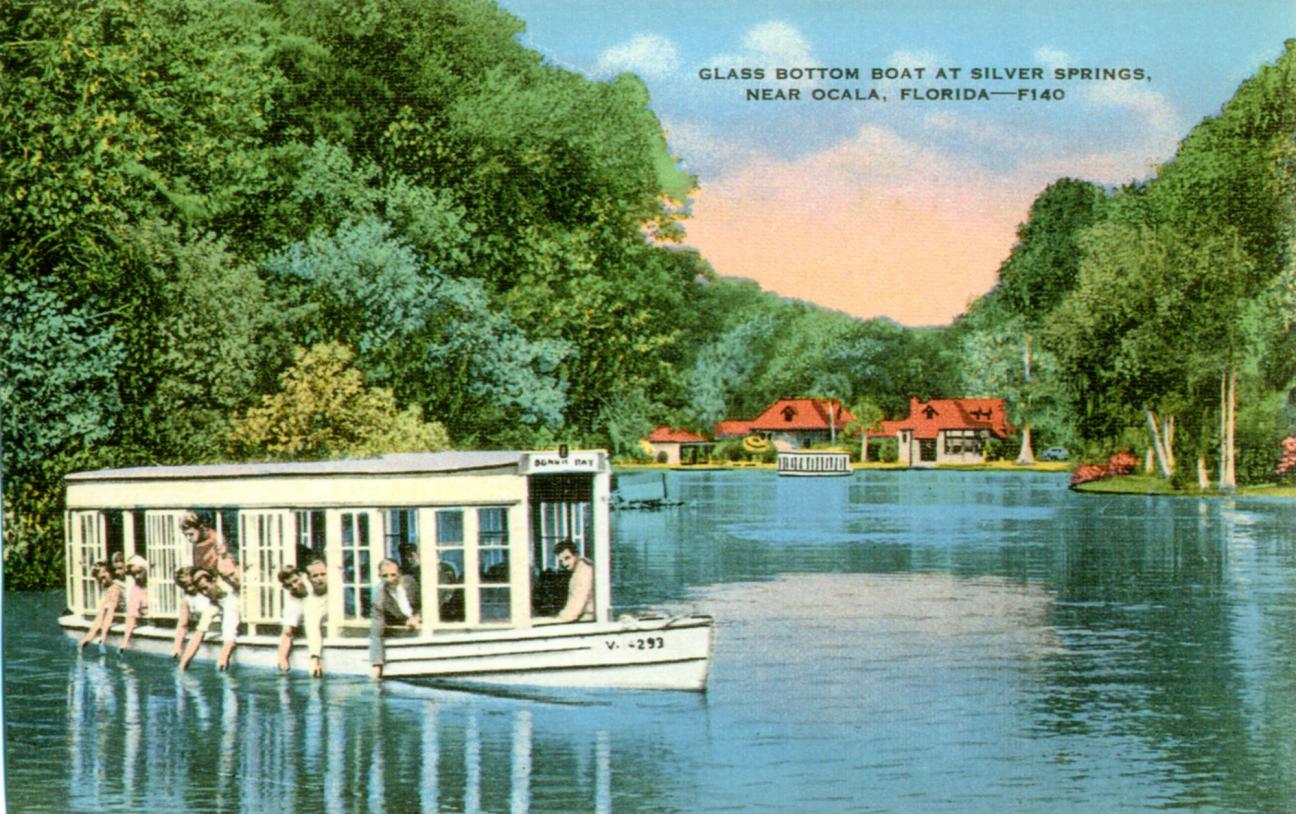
[1075,474,1296,498]
[1073,475,1178,495]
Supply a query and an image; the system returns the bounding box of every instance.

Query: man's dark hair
[553,540,578,557]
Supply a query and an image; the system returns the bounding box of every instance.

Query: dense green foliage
[1,1,1291,588]
[227,342,450,458]
[967,40,1296,479]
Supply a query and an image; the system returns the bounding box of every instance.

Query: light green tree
[228,342,449,459]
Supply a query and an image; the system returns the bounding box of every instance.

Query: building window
[943,430,983,455]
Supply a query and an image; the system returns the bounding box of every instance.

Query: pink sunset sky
[679,125,1031,325]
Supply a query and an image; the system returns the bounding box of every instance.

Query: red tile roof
[748,398,857,432]
[645,426,710,443]
[712,419,753,438]
[872,398,1013,440]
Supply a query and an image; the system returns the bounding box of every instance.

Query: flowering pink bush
[1107,451,1138,476]
[1070,451,1138,487]
[1276,436,1296,479]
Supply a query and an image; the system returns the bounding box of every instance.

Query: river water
[4,469,1295,813]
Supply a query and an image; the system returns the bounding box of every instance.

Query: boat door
[520,450,610,621]
[529,474,594,565]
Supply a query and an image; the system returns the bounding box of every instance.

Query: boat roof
[66,450,526,482]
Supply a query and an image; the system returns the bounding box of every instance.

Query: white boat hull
[59,614,714,692]
[776,451,853,476]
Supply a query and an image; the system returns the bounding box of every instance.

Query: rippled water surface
[6,470,1296,812]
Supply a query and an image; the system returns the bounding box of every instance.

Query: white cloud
[1032,46,1070,72]
[887,49,944,70]
[701,20,816,73]
[1032,45,1183,181]
[659,117,766,177]
[595,33,680,80]
[742,21,813,64]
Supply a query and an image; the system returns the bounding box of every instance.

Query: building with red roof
[738,398,856,452]
[712,419,754,439]
[869,398,1013,466]
[642,426,712,465]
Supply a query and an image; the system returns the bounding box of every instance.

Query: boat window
[217,509,240,560]
[132,510,147,560]
[478,508,510,622]
[104,510,125,565]
[142,511,189,617]
[67,511,104,613]
[294,510,326,565]
[435,510,465,623]
[385,509,419,567]
[241,511,291,626]
[341,512,372,620]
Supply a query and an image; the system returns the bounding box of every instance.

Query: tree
[1,0,288,286]
[227,342,449,459]
[845,400,884,461]
[686,314,778,427]
[993,178,1106,463]
[264,217,571,442]
[111,220,284,462]
[0,279,126,588]
[1048,222,1258,482]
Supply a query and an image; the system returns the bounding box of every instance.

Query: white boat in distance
[776,449,853,477]
[60,450,714,691]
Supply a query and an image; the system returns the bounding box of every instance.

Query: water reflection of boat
[776,450,852,477]
[59,449,713,691]
[63,657,692,814]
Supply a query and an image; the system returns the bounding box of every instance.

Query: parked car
[1040,446,1070,461]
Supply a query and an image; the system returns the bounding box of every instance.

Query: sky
[496,1,1294,326]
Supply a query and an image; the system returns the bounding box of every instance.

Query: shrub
[1275,436,1296,481]
[867,438,898,463]
[1069,450,1138,487]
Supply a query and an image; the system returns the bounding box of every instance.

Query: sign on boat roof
[67,450,606,482]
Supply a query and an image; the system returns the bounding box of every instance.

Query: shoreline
[613,463,1296,499]
[613,460,1071,473]
[1072,473,1296,499]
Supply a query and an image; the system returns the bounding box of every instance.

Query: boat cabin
[63,450,612,640]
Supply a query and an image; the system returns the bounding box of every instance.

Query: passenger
[79,562,125,649]
[109,551,126,581]
[438,560,464,621]
[118,554,150,651]
[536,540,594,624]
[215,549,242,593]
[302,558,330,677]
[180,511,226,572]
[170,566,212,660]
[398,542,421,577]
[369,558,421,681]
[179,566,240,671]
[276,565,309,672]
